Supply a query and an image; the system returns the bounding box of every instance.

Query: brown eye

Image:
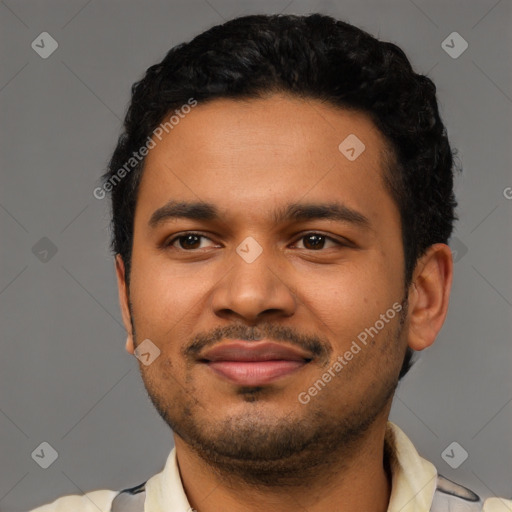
[303,234,325,250]
[295,233,340,250]
[165,232,217,251]
[177,234,202,249]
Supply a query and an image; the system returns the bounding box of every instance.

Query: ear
[115,254,135,355]
[406,243,453,351]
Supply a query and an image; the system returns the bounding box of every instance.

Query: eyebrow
[149,200,371,230]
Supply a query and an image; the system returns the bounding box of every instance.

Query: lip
[200,341,313,386]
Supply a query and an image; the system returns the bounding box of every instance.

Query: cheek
[128,257,206,341]
[298,257,402,345]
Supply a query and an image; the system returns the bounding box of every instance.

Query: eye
[163,231,347,252]
[292,233,342,250]
[165,232,218,251]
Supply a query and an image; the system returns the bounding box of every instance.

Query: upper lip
[199,341,313,362]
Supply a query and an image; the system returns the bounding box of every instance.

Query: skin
[115,94,453,512]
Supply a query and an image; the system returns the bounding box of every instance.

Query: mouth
[199,341,313,386]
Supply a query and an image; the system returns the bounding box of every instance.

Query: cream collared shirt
[28,422,511,512]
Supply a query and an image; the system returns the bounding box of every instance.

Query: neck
[174,417,392,512]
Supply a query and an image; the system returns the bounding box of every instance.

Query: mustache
[183,322,332,362]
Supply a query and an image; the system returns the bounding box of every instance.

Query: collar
[143,421,438,512]
[385,421,438,511]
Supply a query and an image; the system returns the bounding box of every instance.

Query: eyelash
[163,231,347,251]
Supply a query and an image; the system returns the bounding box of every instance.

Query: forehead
[135,94,398,230]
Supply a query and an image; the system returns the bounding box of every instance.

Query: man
[30,13,510,512]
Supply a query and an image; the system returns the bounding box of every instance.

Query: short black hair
[103,13,460,380]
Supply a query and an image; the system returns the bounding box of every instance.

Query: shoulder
[27,481,148,512]
[27,489,118,512]
[483,498,512,512]
[432,474,512,512]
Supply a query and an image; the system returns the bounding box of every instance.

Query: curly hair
[103,13,460,380]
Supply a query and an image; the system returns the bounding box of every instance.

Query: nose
[211,243,297,323]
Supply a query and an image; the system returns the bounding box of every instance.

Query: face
[118,94,411,482]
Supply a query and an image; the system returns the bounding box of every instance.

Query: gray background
[1,0,511,510]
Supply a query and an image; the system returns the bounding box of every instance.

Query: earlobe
[125,335,135,355]
[406,243,453,352]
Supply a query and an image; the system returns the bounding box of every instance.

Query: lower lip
[206,360,307,386]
